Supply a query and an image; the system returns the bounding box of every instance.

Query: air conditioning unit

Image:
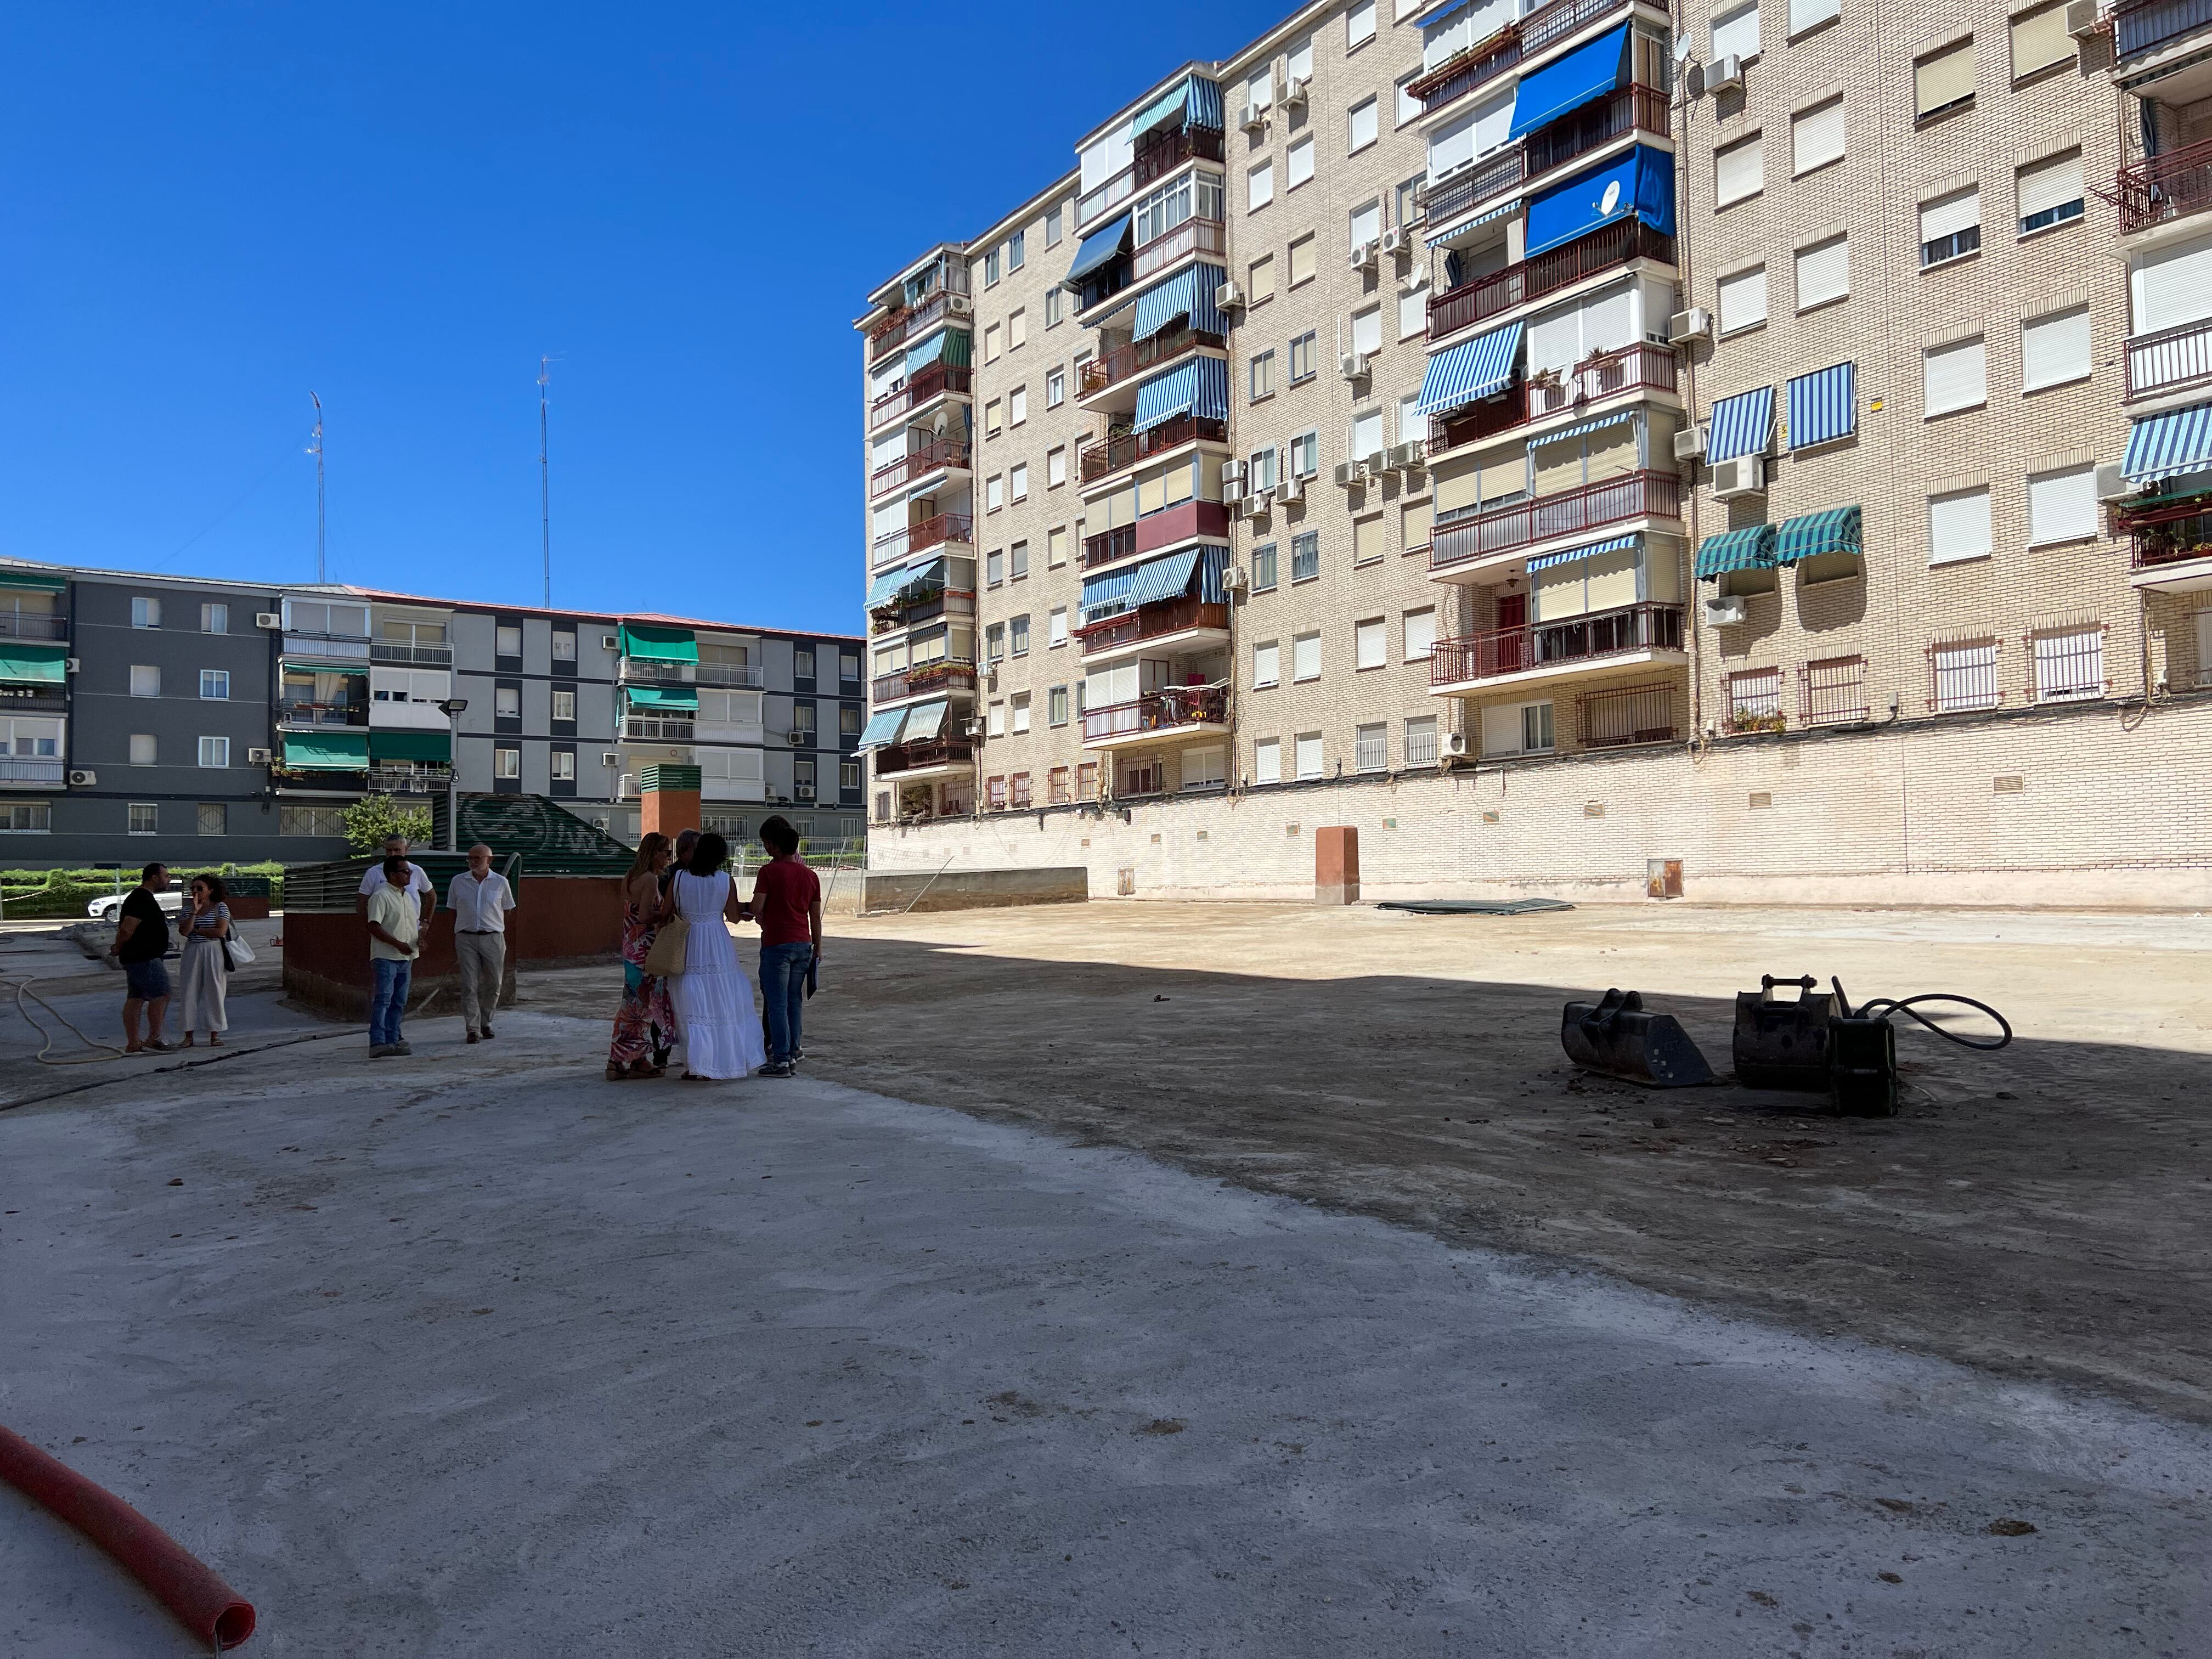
[1384,442,1421,472]
[960,716,986,737]
[255,612,282,629]
[1248,492,1276,517]
[1239,100,1267,131]
[1703,596,1748,628]
[1221,564,1250,593]
[1282,74,1309,108]
[2065,0,2103,33]
[602,633,619,650]
[1380,227,1406,255]
[1333,460,1361,486]
[1673,425,1707,460]
[64,657,80,673]
[1339,351,1368,381]
[1440,731,1470,759]
[946,293,973,314]
[2095,461,2131,501]
[1349,241,1378,271]
[1359,453,1389,478]
[68,768,97,786]
[795,783,817,800]
[1711,455,1765,499]
[1215,281,1244,310]
[1667,307,1711,344]
[1277,472,1304,502]
[1222,459,1246,489]
[1705,54,1743,94]
[783,729,805,746]
[246,747,272,764]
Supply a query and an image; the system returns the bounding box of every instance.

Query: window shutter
[1289,236,1317,285]
[2134,239,2212,334]
[1288,136,1315,187]
[1716,135,1764,205]
[2027,466,2097,544]
[1472,89,1514,156]
[1526,305,1583,373]
[1914,41,1976,115]
[1795,236,1849,308]
[1356,619,1386,668]
[1791,100,1846,173]
[1718,266,1769,334]
[1923,337,1987,415]
[2021,308,2090,390]
[1928,488,1993,563]
[1254,641,1279,684]
[2010,4,2073,77]
[1789,0,1839,32]
[1294,633,1321,679]
[1712,1,1760,59]
[2017,151,2083,222]
[1581,284,1637,355]
[1429,111,1479,177]
[1919,188,1980,242]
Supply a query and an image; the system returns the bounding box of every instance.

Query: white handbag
[224,934,257,966]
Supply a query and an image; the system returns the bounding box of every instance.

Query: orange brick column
[639,763,702,844]
[1314,825,1359,906]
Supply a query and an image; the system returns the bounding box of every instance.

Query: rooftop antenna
[308,392,326,584]
[537,357,553,608]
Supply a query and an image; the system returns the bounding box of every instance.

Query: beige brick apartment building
[855,0,2212,906]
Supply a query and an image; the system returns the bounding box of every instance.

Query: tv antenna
[308,392,326,584]
[538,357,554,607]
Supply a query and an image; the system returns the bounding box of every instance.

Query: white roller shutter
[1472,88,1515,156]
[1526,303,1582,373]
[1919,187,1980,242]
[1716,135,1764,206]
[1718,266,1769,334]
[2131,239,2212,334]
[1481,702,1525,755]
[1581,284,1637,355]
[871,500,907,542]
[2017,151,2083,222]
[2022,307,2091,390]
[1928,488,1993,564]
[2027,466,2097,544]
[1712,0,1760,59]
[1790,0,1840,31]
[1923,337,1987,415]
[871,431,907,471]
[1429,110,1479,177]
[1794,236,1849,308]
[1792,100,1845,174]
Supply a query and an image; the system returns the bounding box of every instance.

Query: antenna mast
[308,392,326,584]
[538,357,552,607]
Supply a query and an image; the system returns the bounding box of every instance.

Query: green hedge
[1,862,286,919]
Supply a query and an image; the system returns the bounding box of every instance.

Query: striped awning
[1426,196,1521,246]
[1774,506,1861,566]
[1694,524,1778,579]
[2123,400,2212,485]
[1536,407,1638,445]
[1185,77,1225,131]
[899,699,950,742]
[1133,78,1192,140]
[1526,533,1639,573]
[1063,214,1132,290]
[1124,547,1203,607]
[857,708,907,749]
[1132,356,1229,432]
[865,564,912,607]
[1132,264,1229,341]
[1786,362,1857,450]
[1079,561,1143,619]
[1417,320,1523,416]
[625,684,699,711]
[1706,387,1776,462]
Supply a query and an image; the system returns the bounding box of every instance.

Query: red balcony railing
[871,659,977,703]
[1133,125,1225,189]
[2126,317,2212,402]
[870,363,973,427]
[1429,220,1675,340]
[870,437,973,497]
[1078,415,1228,484]
[1081,325,1226,397]
[871,512,974,566]
[1407,26,1522,119]
[2118,136,2212,234]
[1430,470,1681,571]
[1419,84,1669,228]
[1081,684,1229,743]
[1082,524,1139,569]
[874,737,975,775]
[2125,500,2212,571]
[1431,602,1683,686]
[0,611,68,641]
[2115,0,2212,57]
[1435,392,1531,453]
[1133,216,1228,283]
[1525,341,1678,419]
[870,587,975,635]
[868,286,968,362]
[1420,148,1528,227]
[1077,596,1228,653]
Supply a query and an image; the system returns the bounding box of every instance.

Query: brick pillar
[639,763,702,844]
[1314,825,1359,905]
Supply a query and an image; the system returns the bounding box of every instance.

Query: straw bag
[641,915,690,979]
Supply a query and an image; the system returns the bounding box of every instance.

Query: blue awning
[1079,562,1142,619]
[1131,264,1228,341]
[1536,407,1638,445]
[865,565,912,607]
[1417,0,1477,26]
[1133,78,1192,141]
[1417,320,1523,416]
[904,330,949,371]
[1786,362,1856,449]
[1774,507,1861,566]
[1695,524,1778,579]
[857,708,907,749]
[1707,386,1776,462]
[2123,401,2212,485]
[1194,544,1231,602]
[1063,215,1132,289]
[1426,196,1522,246]
[1510,22,1631,137]
[1523,144,1675,259]
[896,555,946,592]
[899,699,949,742]
[1526,533,1639,573]
[1185,77,1224,131]
[1132,356,1229,432]
[1124,547,1204,607]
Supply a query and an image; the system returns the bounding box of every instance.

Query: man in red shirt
[744,814,822,1077]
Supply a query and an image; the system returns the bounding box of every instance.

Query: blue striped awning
[1774,507,1861,566]
[899,699,949,742]
[864,565,911,607]
[1133,78,1193,140]
[1132,356,1229,432]
[1185,77,1224,131]
[1427,196,1521,246]
[1707,386,1775,462]
[1536,407,1638,445]
[1132,264,1229,341]
[1194,544,1231,602]
[1063,214,1132,289]
[857,708,907,749]
[904,330,950,371]
[1695,524,1778,579]
[1417,320,1523,416]
[1786,362,1856,450]
[1526,533,1639,573]
[1510,22,1630,138]
[1079,562,1142,619]
[2123,400,2212,485]
[1124,547,1203,607]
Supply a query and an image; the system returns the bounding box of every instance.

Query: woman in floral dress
[606,833,678,1079]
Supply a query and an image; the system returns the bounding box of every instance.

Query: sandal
[606,1063,632,1082]
[124,1043,145,1055]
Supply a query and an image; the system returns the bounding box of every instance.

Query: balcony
[872,659,978,703]
[0,757,65,787]
[366,764,453,794]
[1430,220,1675,341]
[0,688,66,714]
[1134,125,1225,190]
[1077,596,1229,657]
[1406,24,1522,121]
[0,611,67,642]
[870,436,972,499]
[1082,524,1140,570]
[1081,325,1226,399]
[369,639,454,667]
[1430,602,1685,691]
[2125,499,2212,591]
[1133,216,1228,283]
[276,699,369,728]
[874,737,976,776]
[1525,342,1679,420]
[1420,84,1669,229]
[623,715,696,742]
[1430,470,1682,575]
[2126,318,2212,403]
[281,630,371,663]
[872,511,975,567]
[620,657,767,689]
[1420,148,1528,229]
[868,282,970,362]
[870,363,973,429]
[870,585,975,636]
[1079,415,1228,485]
[2118,136,2212,235]
[1081,684,1229,747]
[2115,0,2212,58]
[1434,392,1531,454]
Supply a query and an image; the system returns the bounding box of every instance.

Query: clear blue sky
[0,3,1288,633]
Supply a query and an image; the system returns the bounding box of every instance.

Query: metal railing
[1431,221,1674,340]
[870,363,973,428]
[1075,166,1136,230]
[1419,148,1527,227]
[1577,679,1678,749]
[868,283,970,361]
[2115,0,2212,57]
[871,511,975,566]
[1077,597,1228,653]
[1081,524,1140,569]
[1079,415,1228,484]
[1081,684,1228,743]
[2128,504,2212,570]
[0,689,65,713]
[870,436,972,497]
[0,612,67,641]
[1133,125,1224,189]
[366,765,453,793]
[1431,602,1682,685]
[1081,325,1226,397]
[1430,470,1681,571]
[281,630,372,661]
[1798,657,1870,726]
[1419,83,1668,228]
[618,658,766,688]
[871,658,977,703]
[1435,393,1531,453]
[0,757,66,785]
[369,640,454,666]
[2126,318,2212,401]
[1132,216,1228,283]
[1406,24,1523,117]
[870,586,975,635]
[275,699,369,727]
[2117,135,2212,234]
[622,716,695,742]
[873,737,975,774]
[1526,342,1679,419]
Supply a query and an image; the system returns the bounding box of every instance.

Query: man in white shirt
[357,835,435,925]
[447,843,516,1043]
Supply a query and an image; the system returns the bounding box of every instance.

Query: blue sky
[0,3,1291,633]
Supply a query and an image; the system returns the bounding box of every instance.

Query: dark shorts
[123,958,171,1001]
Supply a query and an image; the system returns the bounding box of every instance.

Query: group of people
[355,836,515,1057]
[108,862,239,1052]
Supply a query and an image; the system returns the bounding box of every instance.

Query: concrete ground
[3,1000,2208,1656]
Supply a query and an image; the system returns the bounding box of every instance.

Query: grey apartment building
[0,557,866,868]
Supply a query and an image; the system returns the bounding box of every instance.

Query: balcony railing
[276,700,369,727]
[0,757,66,786]
[369,640,454,667]
[870,363,973,427]
[1077,596,1229,653]
[2115,0,2212,57]
[622,716,695,742]
[0,689,66,713]
[366,765,453,794]
[619,658,766,688]
[1420,148,1528,228]
[1079,415,1228,485]
[1406,25,1523,119]
[1082,325,1226,398]
[1525,342,1679,419]
[0,612,67,641]
[870,586,975,635]
[2118,135,2212,235]
[1430,470,1682,571]
[870,436,972,498]
[1075,166,1136,230]
[2126,501,2212,571]
[874,737,975,774]
[868,284,969,362]
[1133,216,1228,283]
[1435,392,1531,453]
[1430,220,1675,340]
[1431,602,1683,685]
[872,659,977,702]
[1081,684,1229,742]
[1134,125,1225,189]
[872,512,975,566]
[2126,317,2212,402]
[281,630,372,661]
[1419,84,1669,228]
[1082,524,1140,569]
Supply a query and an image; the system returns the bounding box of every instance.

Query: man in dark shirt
[744,816,822,1077]
[106,861,173,1053]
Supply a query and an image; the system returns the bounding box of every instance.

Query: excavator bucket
[1827,1014,1900,1116]
[1560,989,1717,1087]
[1732,974,1836,1091]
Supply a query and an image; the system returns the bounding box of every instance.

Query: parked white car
[86,889,185,923]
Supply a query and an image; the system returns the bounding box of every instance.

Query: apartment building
[0,557,866,867]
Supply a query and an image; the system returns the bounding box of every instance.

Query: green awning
[0,569,67,591]
[1694,524,1778,580]
[619,623,698,662]
[1774,506,1861,566]
[625,684,699,711]
[281,658,368,676]
[368,729,452,763]
[0,645,67,684]
[283,730,370,770]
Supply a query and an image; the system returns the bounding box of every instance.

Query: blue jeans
[370,957,412,1047]
[759,941,812,1063]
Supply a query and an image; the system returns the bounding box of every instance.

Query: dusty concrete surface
[521,902,2212,1423]
[3,1007,2208,1655]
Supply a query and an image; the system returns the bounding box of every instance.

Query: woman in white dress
[667,832,766,1081]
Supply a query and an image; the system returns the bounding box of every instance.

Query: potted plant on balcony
[1723,709,1787,736]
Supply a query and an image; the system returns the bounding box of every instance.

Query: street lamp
[438,698,469,850]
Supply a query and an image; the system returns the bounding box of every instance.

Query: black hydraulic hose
[1832,977,2012,1051]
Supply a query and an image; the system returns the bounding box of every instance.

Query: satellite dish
[1600,180,1623,216]
[1673,31,1693,60]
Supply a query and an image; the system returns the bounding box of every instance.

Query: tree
[343,794,433,855]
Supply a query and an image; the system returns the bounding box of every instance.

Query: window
[1928,487,1994,565]
[1288,236,1317,287]
[1402,498,1432,552]
[1726,668,1784,727]
[1295,732,1324,780]
[1252,543,1279,591]
[286,599,368,637]
[1352,306,1383,356]
[984,250,1000,286]
[1923,337,1987,416]
[1289,331,1318,381]
[1712,0,1760,59]
[199,669,230,700]
[986,622,1006,662]
[1351,408,1384,461]
[1254,639,1281,687]
[985,323,1001,363]
[1010,311,1029,353]
[279,804,347,837]
[1075,761,1100,800]
[1182,746,1227,791]
[839,704,862,737]
[0,802,52,833]
[1254,738,1281,784]
[1292,532,1321,582]
[986,702,1006,738]
[1250,447,1280,492]
[1915,38,1976,119]
[797,647,818,681]
[496,624,522,656]
[494,747,521,780]
[1396,74,1424,127]
[987,549,1005,586]
[1288,135,1316,189]
[1046,287,1064,328]
[1794,235,1850,310]
[129,733,156,765]
[1355,618,1386,669]
[194,736,228,769]
[841,650,860,684]
[1288,35,1313,78]
[1047,365,1065,407]
[1399,287,1426,340]
[1049,685,1070,725]
[2022,307,2091,392]
[1404,607,1436,659]
[552,688,577,723]
[1789,0,1838,32]
[2017,151,2084,235]
[1290,431,1319,478]
[1251,349,1277,400]
[1293,631,1322,682]
[985,398,1003,436]
[2027,465,2098,545]
[552,630,577,662]
[1248,159,1275,211]
[1396,173,1424,228]
[2034,629,2104,703]
[129,803,159,836]
[1354,723,1387,772]
[1717,266,1768,334]
[1009,387,1028,427]
[1011,692,1032,733]
[1346,0,1376,47]
[201,602,228,633]
[1011,539,1030,579]
[840,758,861,793]
[197,803,226,836]
[1010,462,1029,502]
[1046,205,1064,247]
[1353,514,1384,566]
[986,473,1005,511]
[1249,255,1276,306]
[1008,230,1024,272]
[1248,65,1275,114]
[1932,640,2000,711]
[132,596,160,628]
[1404,715,1440,766]
[1048,526,1069,567]
[1348,98,1379,153]
[130,664,159,697]
[1011,614,1031,656]
[1481,701,1555,755]
[1716,134,1764,206]
[1791,99,1845,174]
[2011,2,2073,77]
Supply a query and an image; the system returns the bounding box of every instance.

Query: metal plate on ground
[1375,898,1577,916]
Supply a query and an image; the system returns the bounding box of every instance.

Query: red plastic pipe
[0,1423,255,1650]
